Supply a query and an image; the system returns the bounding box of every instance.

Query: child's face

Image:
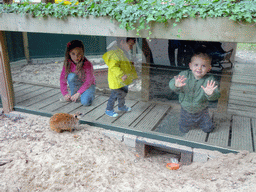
[120,39,136,52]
[189,56,211,80]
[69,47,84,64]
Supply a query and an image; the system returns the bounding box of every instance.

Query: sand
[1,109,256,192]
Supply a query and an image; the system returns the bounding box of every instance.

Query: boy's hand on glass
[71,93,81,102]
[121,74,128,81]
[64,94,71,101]
[174,75,186,87]
[201,80,218,96]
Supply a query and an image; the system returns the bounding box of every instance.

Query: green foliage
[0,0,256,37]
[237,43,256,52]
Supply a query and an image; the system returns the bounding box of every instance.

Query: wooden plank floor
[13,82,171,133]
[154,105,256,152]
[228,62,256,118]
[13,82,256,152]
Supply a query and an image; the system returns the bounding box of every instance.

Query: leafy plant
[0,0,256,37]
[237,43,256,52]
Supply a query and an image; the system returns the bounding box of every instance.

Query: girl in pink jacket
[60,40,96,106]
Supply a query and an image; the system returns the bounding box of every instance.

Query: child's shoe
[118,106,132,112]
[60,97,71,103]
[105,110,118,117]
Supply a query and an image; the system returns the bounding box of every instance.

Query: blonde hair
[191,52,212,66]
[63,40,85,80]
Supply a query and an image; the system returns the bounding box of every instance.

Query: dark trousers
[106,86,128,111]
[179,107,214,133]
[168,40,195,67]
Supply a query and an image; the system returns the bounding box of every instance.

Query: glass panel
[8,31,256,151]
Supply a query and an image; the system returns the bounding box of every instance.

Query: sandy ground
[1,50,256,191]
[1,109,256,192]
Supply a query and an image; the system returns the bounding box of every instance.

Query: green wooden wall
[5,32,107,62]
[28,33,106,58]
[5,31,25,62]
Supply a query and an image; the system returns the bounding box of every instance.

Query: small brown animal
[49,113,79,133]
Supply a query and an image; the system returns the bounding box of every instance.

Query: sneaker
[60,97,81,103]
[105,110,118,117]
[118,106,132,112]
[60,98,71,103]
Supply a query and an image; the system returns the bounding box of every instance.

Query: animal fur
[49,113,79,133]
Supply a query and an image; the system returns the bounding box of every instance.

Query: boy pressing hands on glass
[169,50,220,133]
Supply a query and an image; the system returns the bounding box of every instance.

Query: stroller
[196,42,233,71]
[168,40,233,71]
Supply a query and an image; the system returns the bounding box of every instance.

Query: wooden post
[22,32,31,64]
[141,38,154,101]
[0,31,14,113]
[217,69,232,113]
[141,62,150,101]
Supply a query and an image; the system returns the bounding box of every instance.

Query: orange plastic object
[166,163,180,170]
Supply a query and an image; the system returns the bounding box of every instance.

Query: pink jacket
[60,57,96,96]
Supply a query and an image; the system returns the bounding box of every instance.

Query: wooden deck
[13,82,171,133]
[154,105,256,153]
[228,61,256,118]
[12,82,256,153]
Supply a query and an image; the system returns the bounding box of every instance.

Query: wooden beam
[22,32,30,64]
[217,69,232,113]
[0,31,14,113]
[141,38,154,101]
[2,14,256,42]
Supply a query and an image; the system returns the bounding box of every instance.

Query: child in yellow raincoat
[102,37,138,117]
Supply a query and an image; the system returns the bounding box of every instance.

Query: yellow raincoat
[102,48,138,89]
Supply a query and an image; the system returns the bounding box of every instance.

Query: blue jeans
[106,86,128,111]
[67,73,95,106]
[179,107,214,133]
